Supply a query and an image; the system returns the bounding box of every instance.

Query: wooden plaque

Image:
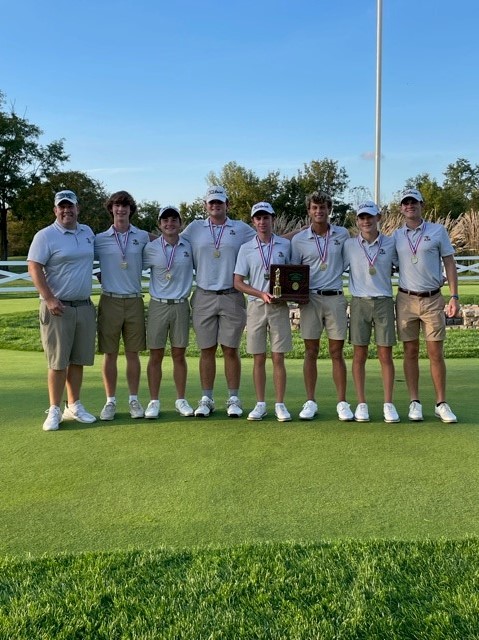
[269,264,310,303]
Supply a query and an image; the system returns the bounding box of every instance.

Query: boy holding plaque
[291,190,353,422]
[343,201,399,423]
[234,202,293,422]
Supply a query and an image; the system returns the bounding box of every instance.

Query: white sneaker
[337,401,354,421]
[435,403,457,423]
[62,402,96,424]
[408,401,423,422]
[43,406,62,431]
[100,401,116,421]
[175,399,194,417]
[354,403,370,422]
[145,400,160,419]
[275,403,292,422]
[247,403,267,421]
[195,396,215,417]
[383,403,400,423]
[299,400,318,420]
[227,396,243,418]
[129,399,145,419]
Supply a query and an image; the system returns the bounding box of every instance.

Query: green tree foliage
[405,158,479,219]
[12,171,110,252]
[205,158,349,224]
[137,200,162,233]
[0,91,68,259]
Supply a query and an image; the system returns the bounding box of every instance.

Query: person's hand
[46,297,65,316]
[445,297,460,318]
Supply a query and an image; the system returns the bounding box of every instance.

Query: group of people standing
[27,184,459,432]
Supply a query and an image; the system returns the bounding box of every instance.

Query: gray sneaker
[129,399,145,419]
[100,401,116,421]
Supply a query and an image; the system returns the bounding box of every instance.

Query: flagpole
[374,0,383,206]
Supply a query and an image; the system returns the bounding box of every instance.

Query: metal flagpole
[374,0,383,206]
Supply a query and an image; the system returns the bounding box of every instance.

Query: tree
[0,91,68,259]
[207,161,281,221]
[405,158,479,219]
[206,158,349,224]
[12,171,110,248]
[274,158,350,224]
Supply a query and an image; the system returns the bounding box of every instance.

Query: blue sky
[2,0,478,208]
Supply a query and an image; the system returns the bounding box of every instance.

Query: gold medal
[120,261,128,269]
[411,256,418,264]
[214,250,221,258]
[165,273,172,281]
[264,273,270,280]
[319,263,327,271]
[369,266,376,275]
[292,282,299,291]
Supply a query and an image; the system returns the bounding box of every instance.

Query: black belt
[398,287,441,298]
[59,299,91,307]
[315,290,343,296]
[197,287,237,295]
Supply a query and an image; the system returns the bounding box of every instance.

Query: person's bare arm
[442,254,459,318]
[28,261,65,315]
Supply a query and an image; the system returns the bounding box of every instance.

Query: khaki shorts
[246,300,292,354]
[349,297,396,346]
[97,294,146,353]
[299,293,348,341]
[396,291,446,342]
[40,300,96,370]
[147,299,190,349]
[190,288,246,349]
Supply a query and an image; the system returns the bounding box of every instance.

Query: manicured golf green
[2,350,478,557]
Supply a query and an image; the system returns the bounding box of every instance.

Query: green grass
[1,293,479,637]
[2,352,479,557]
[2,541,479,639]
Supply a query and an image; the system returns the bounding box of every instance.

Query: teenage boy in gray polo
[28,190,97,431]
[291,190,354,422]
[181,186,256,418]
[394,188,459,423]
[143,205,195,418]
[234,202,292,422]
[94,191,150,420]
[343,201,399,423]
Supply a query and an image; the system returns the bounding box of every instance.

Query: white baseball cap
[205,186,228,203]
[400,188,423,203]
[251,202,275,217]
[54,190,77,205]
[357,200,380,216]
[158,205,181,220]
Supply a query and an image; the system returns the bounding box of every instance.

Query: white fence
[1,257,479,294]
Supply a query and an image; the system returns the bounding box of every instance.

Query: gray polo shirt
[94,224,150,295]
[234,234,291,301]
[143,236,193,300]
[291,224,350,290]
[181,217,255,290]
[393,221,454,291]
[27,221,95,300]
[344,233,397,297]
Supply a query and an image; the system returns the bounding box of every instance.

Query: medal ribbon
[113,227,130,262]
[256,235,274,273]
[405,221,426,259]
[312,226,329,266]
[161,236,178,274]
[209,220,227,251]
[358,234,382,270]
